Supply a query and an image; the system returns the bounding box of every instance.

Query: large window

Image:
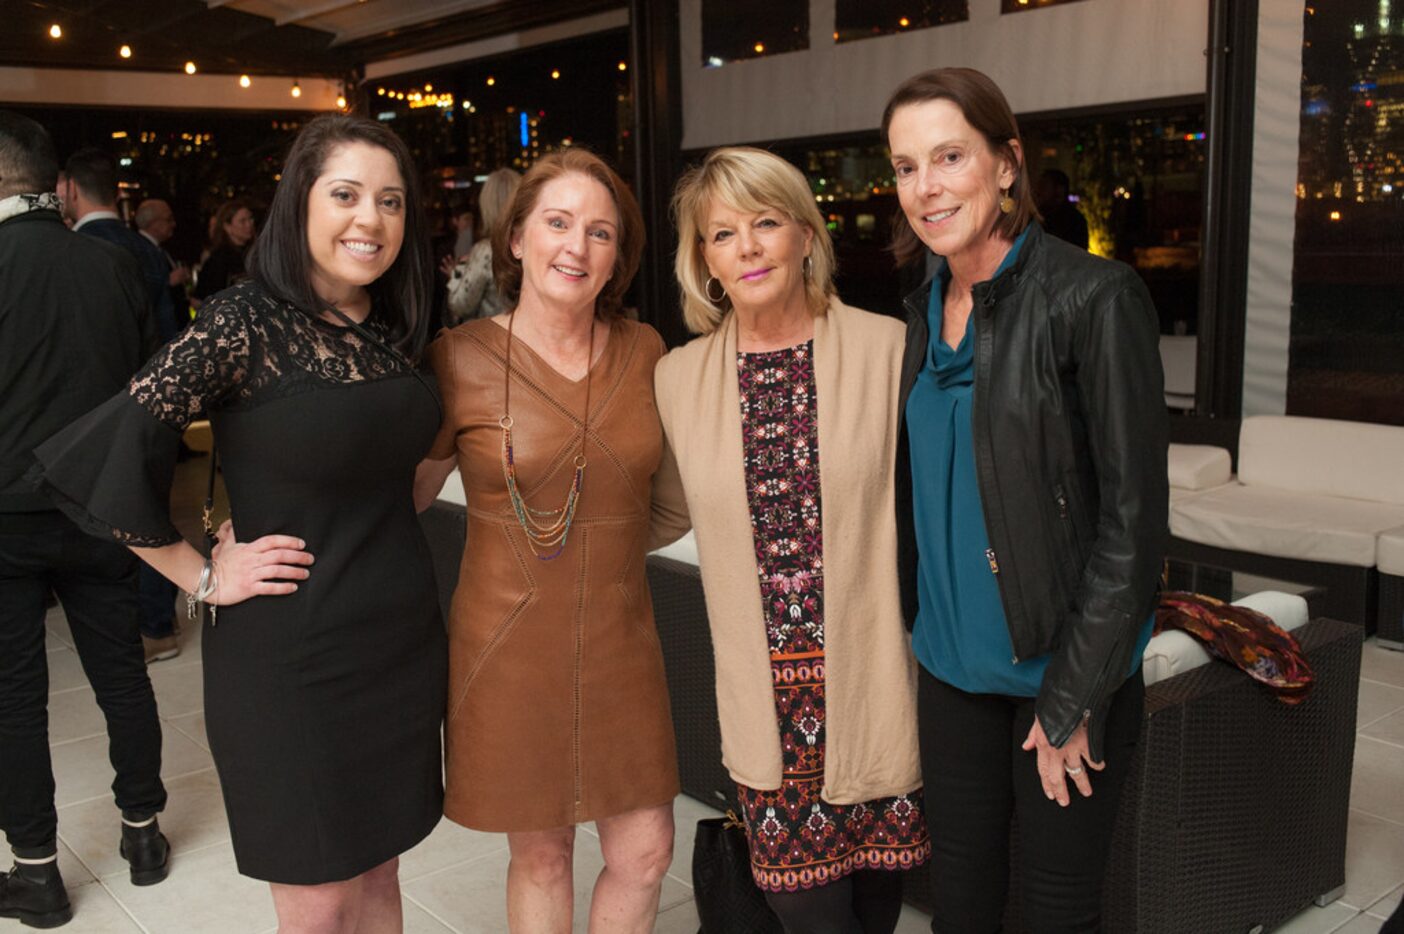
[834,0,967,44]
[1289,1,1404,425]
[701,0,808,66]
[1021,103,1206,336]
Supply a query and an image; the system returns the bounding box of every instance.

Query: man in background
[0,112,171,928]
[1035,168,1090,251]
[134,198,191,334]
[62,152,187,663]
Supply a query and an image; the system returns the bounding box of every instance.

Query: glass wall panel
[1289,1,1404,425]
[1021,104,1206,336]
[701,0,808,66]
[834,0,968,44]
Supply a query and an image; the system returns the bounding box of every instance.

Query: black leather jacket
[896,222,1168,759]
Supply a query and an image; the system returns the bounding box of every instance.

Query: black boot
[0,859,72,929]
[119,814,169,886]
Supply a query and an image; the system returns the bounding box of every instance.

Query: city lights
[239,75,251,88]
[119,44,132,59]
[48,24,62,39]
[184,61,197,75]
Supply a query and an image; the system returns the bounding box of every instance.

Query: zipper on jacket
[985,547,1000,574]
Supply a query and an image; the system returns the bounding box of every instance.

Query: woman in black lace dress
[32,116,446,929]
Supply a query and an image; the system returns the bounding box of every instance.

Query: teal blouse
[906,230,1151,696]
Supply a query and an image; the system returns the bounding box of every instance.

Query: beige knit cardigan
[650,297,922,804]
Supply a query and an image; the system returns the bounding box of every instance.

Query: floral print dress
[734,340,931,893]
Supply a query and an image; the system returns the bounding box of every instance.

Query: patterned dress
[734,340,931,893]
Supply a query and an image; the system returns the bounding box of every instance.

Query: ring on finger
[1065,765,1084,777]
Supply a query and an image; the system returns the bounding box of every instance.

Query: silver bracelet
[185,559,218,621]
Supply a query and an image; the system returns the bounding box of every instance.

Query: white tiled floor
[20,606,1404,933]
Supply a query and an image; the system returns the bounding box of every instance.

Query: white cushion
[1168,443,1232,491]
[651,529,699,565]
[1238,415,1404,505]
[1171,484,1404,568]
[436,468,466,507]
[1380,526,1404,576]
[1142,591,1309,687]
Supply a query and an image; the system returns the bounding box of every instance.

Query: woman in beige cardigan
[651,147,929,934]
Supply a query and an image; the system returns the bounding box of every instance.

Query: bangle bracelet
[185,558,218,622]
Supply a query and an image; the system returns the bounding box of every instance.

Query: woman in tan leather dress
[414,149,678,933]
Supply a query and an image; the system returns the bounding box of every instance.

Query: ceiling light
[239,74,251,88]
[48,24,62,39]
[119,44,132,59]
[291,81,302,98]
[184,61,197,75]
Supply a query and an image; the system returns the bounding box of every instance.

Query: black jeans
[0,511,165,856]
[917,666,1143,934]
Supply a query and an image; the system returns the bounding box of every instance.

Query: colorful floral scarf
[1155,591,1314,704]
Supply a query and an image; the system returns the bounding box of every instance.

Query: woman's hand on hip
[209,519,314,606]
[1022,716,1104,807]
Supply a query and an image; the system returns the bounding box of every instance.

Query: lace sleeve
[28,298,253,547]
[445,242,494,325]
[128,297,253,430]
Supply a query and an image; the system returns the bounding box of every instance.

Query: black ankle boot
[119,815,170,886]
[0,860,72,929]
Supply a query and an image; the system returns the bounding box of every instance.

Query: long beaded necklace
[500,311,592,560]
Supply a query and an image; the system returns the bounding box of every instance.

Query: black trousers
[917,665,1143,934]
[0,511,166,856]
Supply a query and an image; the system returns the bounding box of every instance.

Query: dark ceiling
[3,0,627,77]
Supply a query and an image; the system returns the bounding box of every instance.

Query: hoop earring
[704,276,727,304]
[802,255,813,279]
[999,188,1015,215]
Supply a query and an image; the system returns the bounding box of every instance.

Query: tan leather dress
[427,317,680,832]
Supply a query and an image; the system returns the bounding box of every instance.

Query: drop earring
[999,188,1015,215]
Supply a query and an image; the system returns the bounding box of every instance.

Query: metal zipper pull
[985,547,1000,574]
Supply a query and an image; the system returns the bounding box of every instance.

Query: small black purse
[691,810,783,934]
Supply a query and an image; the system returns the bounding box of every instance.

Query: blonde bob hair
[671,146,836,335]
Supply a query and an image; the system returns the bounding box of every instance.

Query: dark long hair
[247,115,433,359]
[209,198,252,253]
[881,68,1038,267]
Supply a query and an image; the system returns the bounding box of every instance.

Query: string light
[550,69,561,79]
[184,61,197,75]
[291,80,302,98]
[899,16,910,27]
[617,61,627,72]
[753,42,765,53]
[239,74,251,88]
[119,44,132,58]
[486,76,496,86]
[48,24,62,39]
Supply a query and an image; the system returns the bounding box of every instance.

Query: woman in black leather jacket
[884,68,1167,933]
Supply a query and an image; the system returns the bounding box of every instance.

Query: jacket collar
[901,221,1045,320]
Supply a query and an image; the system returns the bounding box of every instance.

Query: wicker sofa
[1169,415,1404,632]
[643,554,1362,934]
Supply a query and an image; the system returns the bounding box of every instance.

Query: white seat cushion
[1142,591,1309,687]
[1168,443,1233,491]
[1171,484,1404,568]
[651,529,699,565]
[1238,415,1404,505]
[1380,526,1404,576]
[436,468,466,507]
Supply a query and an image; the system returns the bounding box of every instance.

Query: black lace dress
[30,280,448,885]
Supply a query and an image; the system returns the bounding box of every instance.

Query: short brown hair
[492,149,643,320]
[881,68,1036,267]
